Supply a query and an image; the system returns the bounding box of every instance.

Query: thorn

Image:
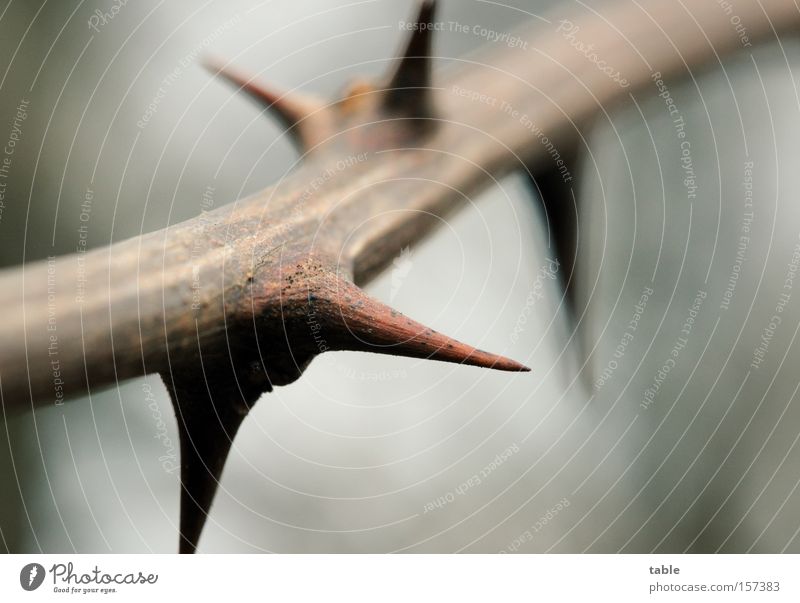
[383,0,437,119]
[202,56,326,151]
[161,372,251,554]
[313,276,530,372]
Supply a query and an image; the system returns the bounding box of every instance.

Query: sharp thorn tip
[313,276,531,374]
[383,0,438,118]
[203,57,326,150]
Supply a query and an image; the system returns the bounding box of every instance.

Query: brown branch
[0,0,796,552]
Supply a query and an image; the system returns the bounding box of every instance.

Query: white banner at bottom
[0,554,796,602]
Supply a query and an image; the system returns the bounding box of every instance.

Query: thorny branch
[0,0,796,552]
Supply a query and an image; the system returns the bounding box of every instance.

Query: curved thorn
[202,56,324,150]
[162,373,250,554]
[384,0,437,118]
[315,276,530,372]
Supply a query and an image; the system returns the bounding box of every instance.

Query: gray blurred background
[2,0,800,553]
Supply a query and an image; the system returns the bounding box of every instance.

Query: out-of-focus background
[2,0,800,553]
